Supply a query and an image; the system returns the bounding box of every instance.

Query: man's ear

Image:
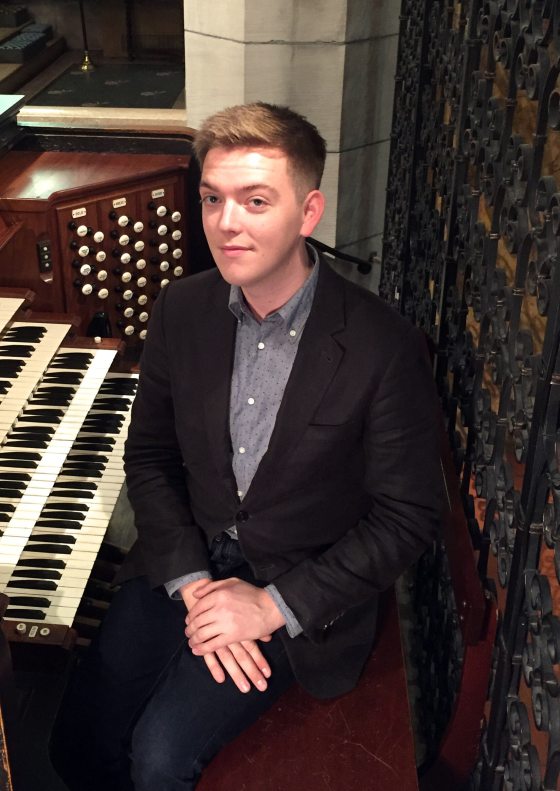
[300,190,325,237]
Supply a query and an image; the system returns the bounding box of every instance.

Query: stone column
[184,0,399,293]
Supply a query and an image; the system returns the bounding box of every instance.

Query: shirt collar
[228,243,319,332]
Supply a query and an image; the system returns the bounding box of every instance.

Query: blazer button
[235,510,249,522]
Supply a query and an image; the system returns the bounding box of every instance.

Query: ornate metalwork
[383,0,560,786]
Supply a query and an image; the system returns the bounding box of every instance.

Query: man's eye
[249,198,266,208]
[201,195,219,205]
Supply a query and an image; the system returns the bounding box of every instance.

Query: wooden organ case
[0,126,202,789]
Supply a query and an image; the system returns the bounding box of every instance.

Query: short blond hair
[193,102,326,199]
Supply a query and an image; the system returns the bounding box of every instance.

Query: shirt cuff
[265,584,303,638]
[165,571,211,600]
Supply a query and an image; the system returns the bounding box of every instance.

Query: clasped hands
[181,577,286,695]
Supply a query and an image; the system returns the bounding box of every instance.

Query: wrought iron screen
[382,0,560,788]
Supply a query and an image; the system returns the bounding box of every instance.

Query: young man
[51,102,442,791]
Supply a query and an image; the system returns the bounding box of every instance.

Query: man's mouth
[220,245,251,256]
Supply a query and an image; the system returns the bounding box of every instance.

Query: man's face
[199,146,321,295]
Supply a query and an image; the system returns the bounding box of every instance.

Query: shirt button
[289,329,297,337]
[237,490,244,498]
[247,397,255,405]
[239,447,246,454]
[257,341,265,350]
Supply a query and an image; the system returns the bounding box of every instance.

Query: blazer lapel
[245,260,347,503]
[197,279,239,497]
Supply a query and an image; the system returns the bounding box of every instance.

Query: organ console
[0,112,202,786]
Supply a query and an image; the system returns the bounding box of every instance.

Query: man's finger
[214,646,252,693]
[227,642,269,691]
[190,634,235,654]
[203,652,226,684]
[241,639,272,677]
[187,624,224,648]
[193,578,240,598]
[185,612,218,639]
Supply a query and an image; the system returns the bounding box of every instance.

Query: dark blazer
[119,259,443,698]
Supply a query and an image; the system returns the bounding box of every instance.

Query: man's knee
[130,720,200,791]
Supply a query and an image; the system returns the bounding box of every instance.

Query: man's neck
[242,245,313,321]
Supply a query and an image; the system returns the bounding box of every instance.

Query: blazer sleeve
[271,324,444,638]
[123,286,211,588]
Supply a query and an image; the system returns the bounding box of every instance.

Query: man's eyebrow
[199,180,279,196]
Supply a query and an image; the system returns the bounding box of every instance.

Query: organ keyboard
[0,372,137,629]
[0,300,138,645]
[0,321,73,433]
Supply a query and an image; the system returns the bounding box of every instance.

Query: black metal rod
[78,0,89,52]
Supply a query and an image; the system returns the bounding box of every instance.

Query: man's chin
[213,259,252,287]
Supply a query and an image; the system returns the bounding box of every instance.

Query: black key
[39,510,86,520]
[4,327,45,342]
[33,384,76,394]
[29,534,76,545]
[0,472,30,481]
[7,579,57,591]
[51,353,93,369]
[100,379,138,393]
[0,459,37,469]
[36,519,82,530]
[0,452,41,460]
[24,543,72,554]
[17,558,66,569]
[73,442,114,452]
[29,396,71,407]
[3,440,48,449]
[91,398,132,411]
[0,487,23,497]
[82,419,123,430]
[18,414,62,424]
[61,468,102,478]
[0,362,23,377]
[40,509,86,519]
[6,434,52,443]
[43,502,88,512]
[67,454,109,464]
[0,345,34,357]
[12,569,61,580]
[5,608,46,620]
[42,373,83,385]
[10,426,54,436]
[50,489,95,499]
[8,597,51,609]
[54,481,97,490]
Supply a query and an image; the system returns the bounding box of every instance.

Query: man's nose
[218,200,241,232]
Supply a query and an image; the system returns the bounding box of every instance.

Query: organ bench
[197,587,419,791]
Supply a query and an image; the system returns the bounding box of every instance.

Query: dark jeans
[50,535,295,791]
